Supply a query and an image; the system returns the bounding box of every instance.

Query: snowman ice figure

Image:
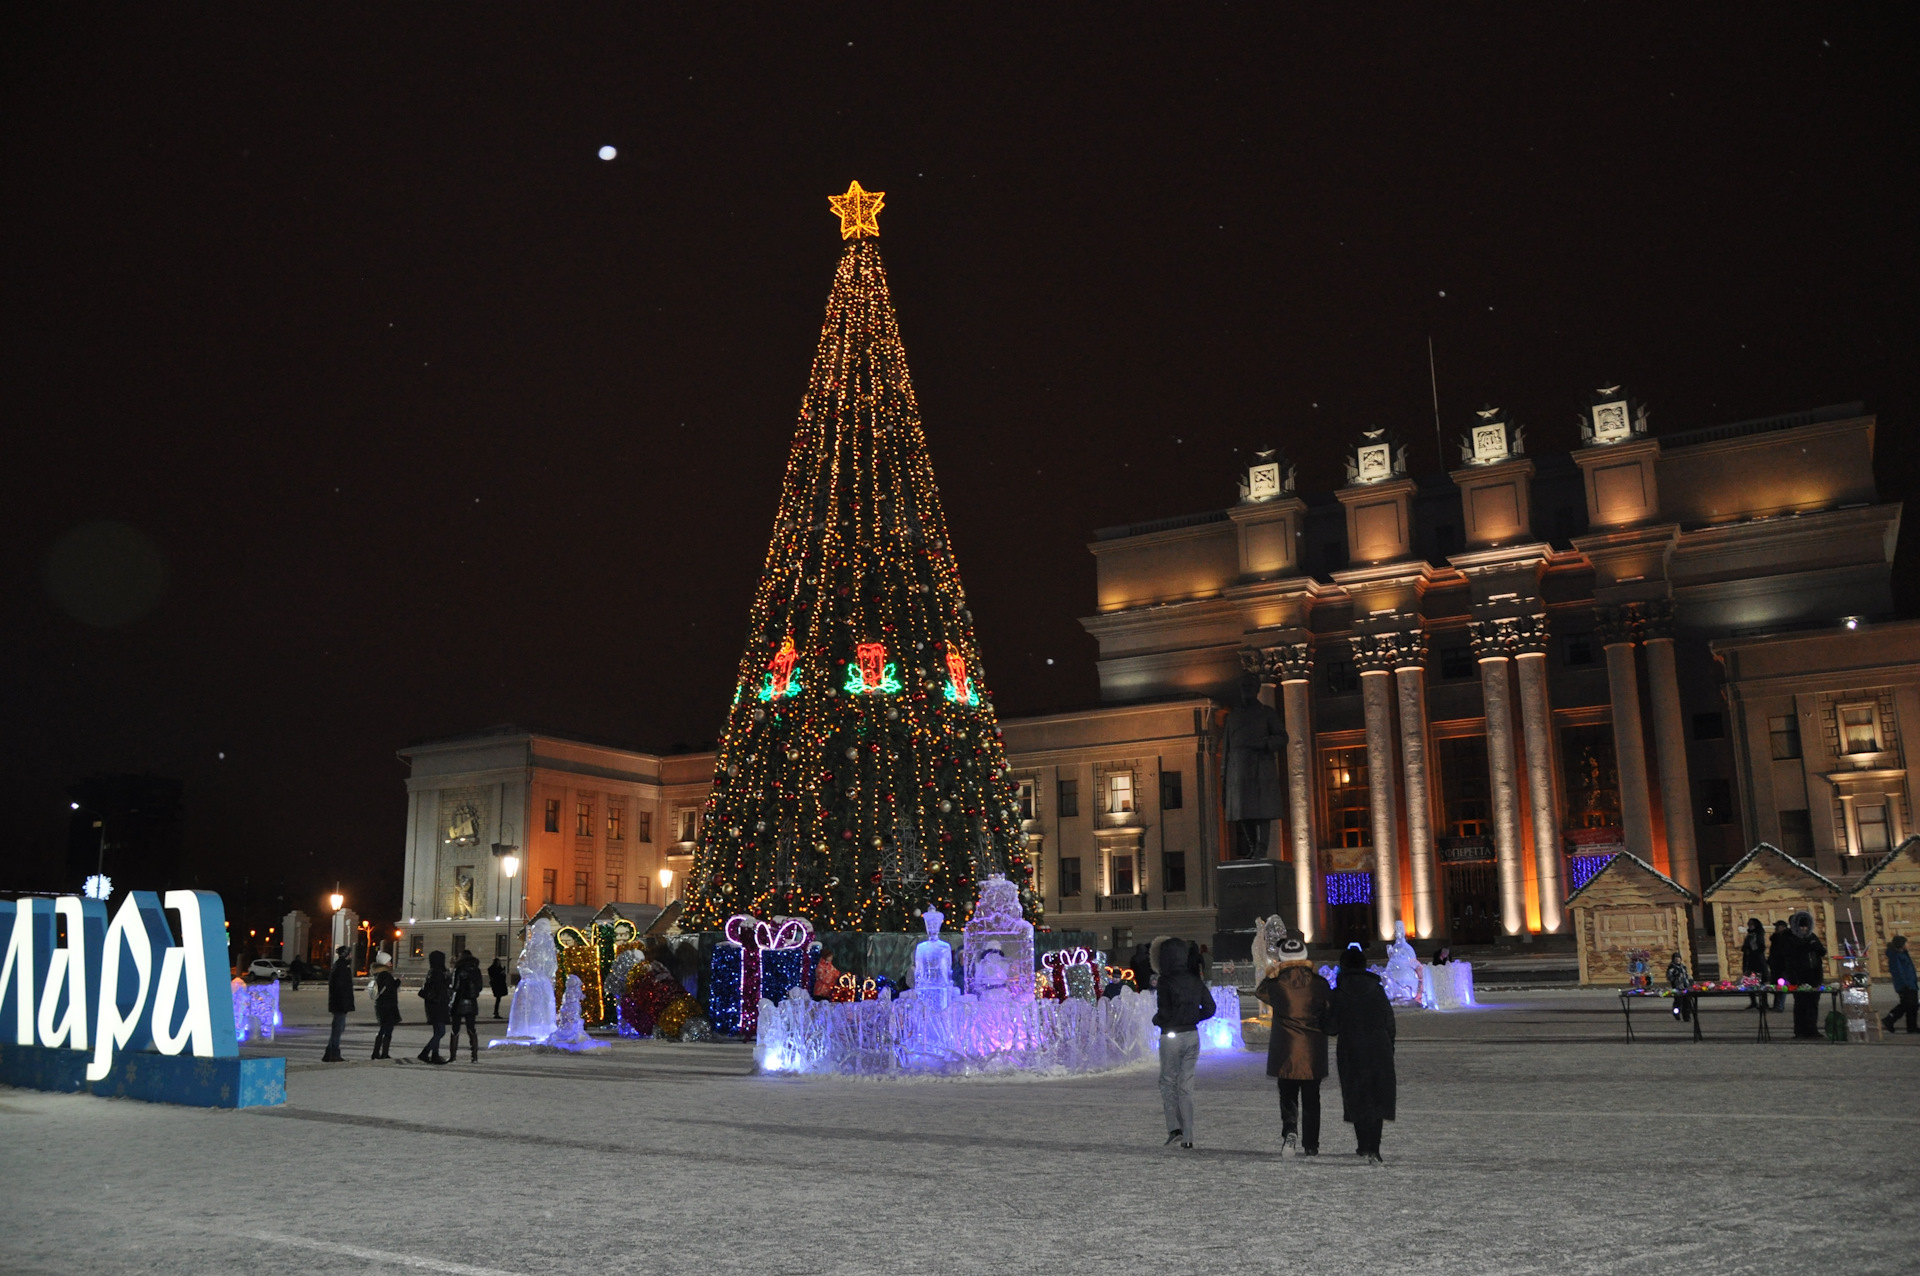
[974,944,1012,1001]
[913,909,956,1009]
[1383,919,1426,1006]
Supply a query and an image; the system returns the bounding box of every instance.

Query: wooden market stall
[1565,853,1698,986]
[1853,836,1920,979]
[1702,843,1844,983]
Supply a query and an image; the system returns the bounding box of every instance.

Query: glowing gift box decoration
[709,914,816,1037]
[1042,947,1102,1002]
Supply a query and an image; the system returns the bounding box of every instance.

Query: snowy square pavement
[1,986,1913,1275]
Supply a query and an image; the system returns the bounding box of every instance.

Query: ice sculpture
[231,978,280,1043]
[963,875,1034,1001]
[494,916,559,1046]
[547,974,608,1051]
[911,909,956,1009]
[1383,920,1427,1006]
[1250,914,1289,974]
[1199,986,1243,1053]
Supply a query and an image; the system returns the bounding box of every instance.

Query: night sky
[5,8,1915,937]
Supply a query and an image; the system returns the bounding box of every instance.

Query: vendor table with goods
[1616,983,1831,1043]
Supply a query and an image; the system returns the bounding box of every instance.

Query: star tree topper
[828,180,885,239]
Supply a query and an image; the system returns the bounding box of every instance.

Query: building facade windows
[1701,777,1734,825]
[1561,725,1622,831]
[541,868,557,905]
[1016,779,1037,821]
[637,811,653,842]
[1162,850,1187,893]
[1438,646,1476,681]
[573,871,590,905]
[1693,712,1725,740]
[1058,779,1079,818]
[1108,772,1134,814]
[607,874,622,899]
[608,806,624,840]
[1323,659,1359,696]
[1324,747,1371,847]
[1855,802,1892,853]
[544,799,560,833]
[1777,809,1814,857]
[1110,853,1135,896]
[1769,715,1803,760]
[1562,632,1595,666]
[1437,736,1490,837]
[410,934,425,958]
[1058,856,1082,898]
[575,801,594,837]
[1160,770,1183,810]
[1839,703,1882,754]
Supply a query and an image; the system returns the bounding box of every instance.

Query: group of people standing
[1737,912,1831,1037]
[319,946,510,1063]
[1151,935,1397,1163]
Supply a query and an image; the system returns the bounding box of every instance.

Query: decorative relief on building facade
[1240,642,1313,683]
[1469,613,1551,658]
[1594,603,1644,648]
[1352,628,1426,674]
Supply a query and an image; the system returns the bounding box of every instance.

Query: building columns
[1640,602,1699,895]
[1358,666,1402,941]
[1512,617,1565,933]
[1244,641,1322,941]
[1472,621,1527,935]
[1599,606,1658,866]
[1392,648,1437,940]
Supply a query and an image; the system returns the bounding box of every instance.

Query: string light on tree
[680,184,1037,933]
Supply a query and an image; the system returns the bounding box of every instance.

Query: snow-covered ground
[1,985,1912,1275]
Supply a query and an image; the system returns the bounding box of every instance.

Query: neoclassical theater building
[393,394,1912,968]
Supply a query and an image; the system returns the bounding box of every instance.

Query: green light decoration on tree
[679,184,1038,934]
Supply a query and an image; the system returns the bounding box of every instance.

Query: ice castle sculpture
[912,908,956,1010]
[755,874,1157,1077]
[963,875,1034,1001]
[494,916,559,1047]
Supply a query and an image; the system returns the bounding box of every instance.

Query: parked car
[247,959,292,981]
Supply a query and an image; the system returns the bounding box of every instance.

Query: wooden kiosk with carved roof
[1853,837,1920,979]
[1702,844,1843,983]
[1565,853,1697,985]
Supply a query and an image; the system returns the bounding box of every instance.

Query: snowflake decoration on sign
[83,874,112,901]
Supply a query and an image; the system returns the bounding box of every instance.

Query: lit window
[1108,772,1134,814]
[1840,705,1881,755]
[1324,747,1371,847]
[575,801,593,837]
[544,799,560,834]
[677,809,699,843]
[1110,854,1135,895]
[1016,779,1036,821]
[637,811,653,843]
[607,806,624,840]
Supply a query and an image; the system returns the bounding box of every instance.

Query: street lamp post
[328,886,344,965]
[658,866,674,905]
[70,801,110,900]
[502,853,521,971]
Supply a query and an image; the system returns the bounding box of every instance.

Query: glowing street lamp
[658,866,674,902]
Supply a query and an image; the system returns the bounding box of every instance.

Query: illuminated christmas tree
[680,182,1035,934]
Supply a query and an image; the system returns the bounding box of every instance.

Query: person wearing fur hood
[1150,937,1217,1150]
[369,952,402,1061]
[1254,935,1333,1156]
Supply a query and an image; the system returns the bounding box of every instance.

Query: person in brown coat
[1254,934,1334,1156]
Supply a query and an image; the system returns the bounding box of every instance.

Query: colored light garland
[1567,853,1618,892]
[678,201,1037,934]
[1324,871,1374,906]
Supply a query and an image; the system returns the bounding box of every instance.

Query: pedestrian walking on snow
[1152,937,1216,1150]
[1328,944,1396,1164]
[451,951,484,1061]
[487,957,509,1019]
[1254,935,1333,1157]
[289,958,305,991]
[1882,935,1917,1034]
[370,952,401,1060]
[417,951,452,1064]
[1740,918,1769,1009]
[322,946,353,1062]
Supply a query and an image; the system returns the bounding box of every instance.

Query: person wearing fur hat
[369,952,402,1061]
[1254,935,1333,1156]
[1328,944,1396,1164]
[1151,937,1217,1150]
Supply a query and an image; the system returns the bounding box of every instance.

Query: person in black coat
[451,951,484,1062]
[1767,919,1793,1013]
[417,951,452,1064]
[289,957,305,991]
[1328,944,1396,1163]
[487,957,509,1019]
[1783,911,1827,1038]
[322,946,354,1062]
[1152,937,1217,1150]
[369,952,402,1060]
[1739,918,1769,1009]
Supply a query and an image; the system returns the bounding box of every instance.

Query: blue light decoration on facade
[1567,853,1618,892]
[1324,871,1373,906]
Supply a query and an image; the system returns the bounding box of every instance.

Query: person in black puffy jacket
[322,947,354,1063]
[451,951,484,1062]
[417,952,451,1065]
[1152,937,1217,1150]
[1329,944,1397,1164]
[369,953,402,1060]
